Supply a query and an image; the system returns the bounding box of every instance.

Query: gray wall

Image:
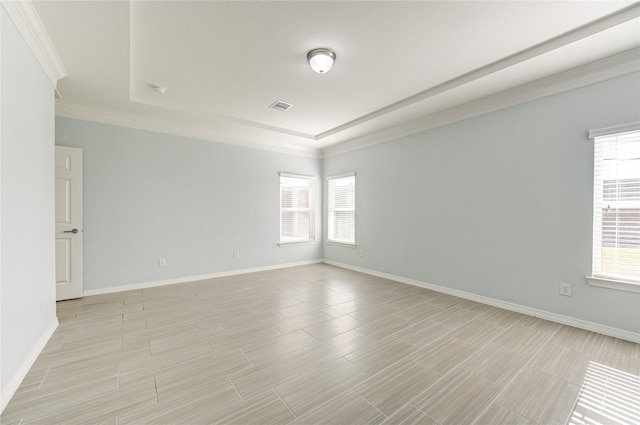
[1,6,57,405]
[55,118,322,291]
[324,72,640,334]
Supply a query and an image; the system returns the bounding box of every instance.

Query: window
[280,173,314,243]
[327,173,355,245]
[591,128,640,286]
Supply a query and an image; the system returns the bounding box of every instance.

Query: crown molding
[317,2,640,141]
[55,101,322,158]
[1,0,67,86]
[322,47,640,158]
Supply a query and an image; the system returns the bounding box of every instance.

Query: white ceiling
[33,1,640,156]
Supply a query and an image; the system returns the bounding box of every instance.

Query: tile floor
[2,263,638,424]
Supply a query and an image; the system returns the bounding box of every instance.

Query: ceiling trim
[2,0,67,86]
[322,48,640,158]
[55,101,322,158]
[317,2,640,141]
[55,47,639,160]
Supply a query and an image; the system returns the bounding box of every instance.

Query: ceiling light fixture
[307,48,336,74]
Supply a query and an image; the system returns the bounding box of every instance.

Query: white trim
[319,3,640,142]
[279,172,316,180]
[55,101,322,158]
[325,241,357,249]
[1,1,67,86]
[323,48,640,158]
[0,318,58,413]
[586,276,640,293]
[51,46,639,159]
[326,171,356,180]
[589,122,640,139]
[278,241,317,247]
[323,260,640,343]
[82,260,323,296]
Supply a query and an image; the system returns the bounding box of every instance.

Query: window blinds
[328,174,355,244]
[592,130,640,283]
[280,174,314,242]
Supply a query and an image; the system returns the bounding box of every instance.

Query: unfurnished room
[1,1,639,424]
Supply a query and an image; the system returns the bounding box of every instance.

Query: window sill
[585,276,640,293]
[278,240,316,247]
[325,240,357,248]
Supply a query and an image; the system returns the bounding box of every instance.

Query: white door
[55,146,83,300]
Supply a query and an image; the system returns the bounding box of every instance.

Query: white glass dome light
[307,48,336,74]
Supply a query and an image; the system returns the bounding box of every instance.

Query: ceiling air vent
[269,100,293,111]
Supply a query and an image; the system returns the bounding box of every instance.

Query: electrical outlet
[360,249,365,258]
[234,251,240,260]
[158,258,166,267]
[559,282,571,296]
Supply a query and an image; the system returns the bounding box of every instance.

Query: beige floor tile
[304,329,378,365]
[229,350,321,399]
[459,343,530,387]
[355,359,440,415]
[206,324,283,353]
[430,307,480,329]
[428,293,465,309]
[515,315,562,334]
[473,403,536,425]
[479,307,525,328]
[118,348,217,386]
[196,391,295,425]
[390,320,453,348]
[272,310,332,334]
[3,263,637,425]
[23,380,157,425]
[346,339,417,375]
[593,349,640,376]
[492,323,551,354]
[276,358,369,416]
[528,342,591,385]
[600,334,640,359]
[303,314,362,340]
[356,315,412,341]
[320,299,370,318]
[395,304,446,323]
[349,303,402,322]
[449,319,505,347]
[410,336,479,374]
[411,368,502,425]
[380,404,438,425]
[120,319,199,348]
[453,299,495,314]
[552,325,607,354]
[118,387,242,425]
[153,349,252,403]
[496,366,580,425]
[567,360,640,425]
[243,329,318,364]
[388,295,430,311]
[289,389,387,425]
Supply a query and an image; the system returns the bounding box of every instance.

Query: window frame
[586,123,640,293]
[326,172,356,246]
[279,172,315,246]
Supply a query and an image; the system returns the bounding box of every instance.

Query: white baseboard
[323,260,640,343]
[0,318,59,413]
[82,259,324,297]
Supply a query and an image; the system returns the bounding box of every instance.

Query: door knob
[63,228,79,234]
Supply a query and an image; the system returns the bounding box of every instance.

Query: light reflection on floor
[568,362,640,425]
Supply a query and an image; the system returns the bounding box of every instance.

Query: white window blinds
[328,173,355,244]
[280,174,314,243]
[592,129,640,283]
